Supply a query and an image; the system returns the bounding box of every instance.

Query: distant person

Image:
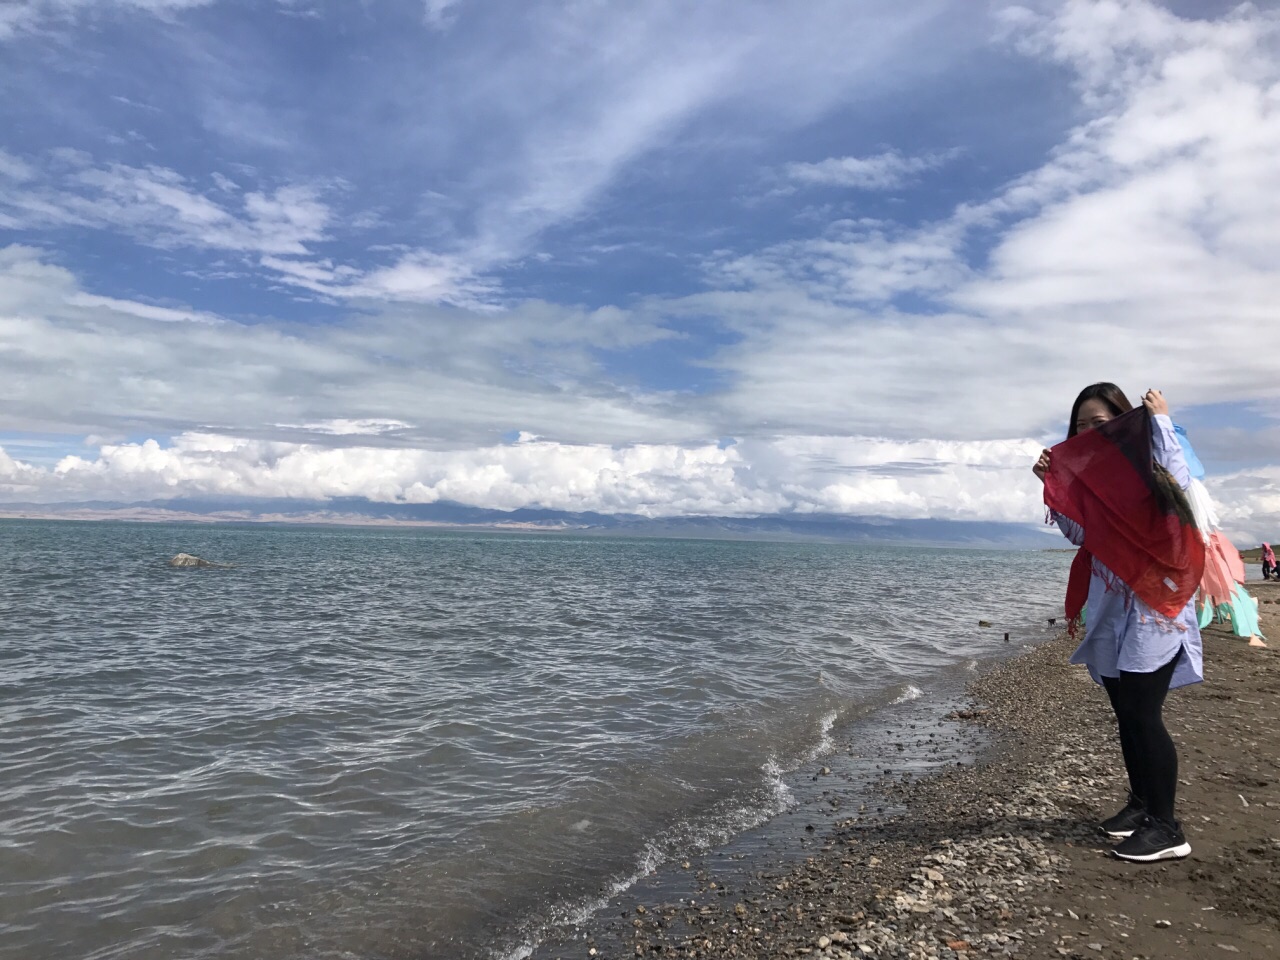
[1033,383,1202,863]
[1262,543,1276,581]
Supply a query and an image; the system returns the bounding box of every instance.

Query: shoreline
[517,655,1002,960]
[533,583,1280,959]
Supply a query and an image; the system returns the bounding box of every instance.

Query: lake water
[0,521,1069,959]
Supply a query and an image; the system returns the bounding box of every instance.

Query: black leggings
[1101,650,1182,823]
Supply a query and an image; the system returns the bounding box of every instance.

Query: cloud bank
[2,430,1273,544]
[0,431,1048,524]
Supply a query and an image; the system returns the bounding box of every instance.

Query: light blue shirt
[1053,414,1204,688]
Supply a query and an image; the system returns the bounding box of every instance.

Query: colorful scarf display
[1043,407,1205,626]
[1201,530,1246,603]
[1177,429,1266,643]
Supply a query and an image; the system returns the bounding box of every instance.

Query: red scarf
[1043,407,1204,629]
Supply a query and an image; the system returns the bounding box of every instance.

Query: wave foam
[893,684,924,703]
[800,710,839,762]
[491,756,798,960]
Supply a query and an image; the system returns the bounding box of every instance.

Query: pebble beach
[542,580,1280,960]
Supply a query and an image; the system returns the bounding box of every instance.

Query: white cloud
[0,5,38,38]
[260,250,501,310]
[322,0,977,274]
[689,0,1280,441]
[0,1,981,302]
[0,0,214,39]
[0,445,46,494]
[0,158,331,257]
[705,218,968,305]
[423,0,462,29]
[286,419,414,436]
[1,426,1272,539]
[355,252,499,307]
[0,150,35,182]
[1210,467,1280,545]
[0,157,509,306]
[0,244,689,446]
[0,430,1046,522]
[784,149,956,191]
[65,293,223,324]
[8,427,1274,539]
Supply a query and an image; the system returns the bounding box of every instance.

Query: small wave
[493,840,673,960]
[494,885,616,960]
[800,710,839,763]
[761,757,796,812]
[893,684,924,704]
[491,756,798,960]
[494,942,536,960]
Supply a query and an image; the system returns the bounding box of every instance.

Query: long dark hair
[1067,382,1195,527]
[1067,382,1133,438]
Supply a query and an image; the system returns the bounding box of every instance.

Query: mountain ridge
[0,496,1056,548]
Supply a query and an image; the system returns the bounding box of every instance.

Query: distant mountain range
[0,496,1057,547]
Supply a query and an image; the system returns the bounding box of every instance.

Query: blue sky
[1,0,1278,539]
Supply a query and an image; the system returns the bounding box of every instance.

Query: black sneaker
[1112,816,1191,862]
[1099,794,1147,839]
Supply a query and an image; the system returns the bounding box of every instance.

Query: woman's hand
[1143,387,1169,417]
[1032,448,1051,483]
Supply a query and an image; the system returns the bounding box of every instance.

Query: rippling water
[0,520,1069,960]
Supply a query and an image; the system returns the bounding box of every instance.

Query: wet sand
[540,581,1280,959]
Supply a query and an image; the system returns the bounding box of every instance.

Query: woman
[1262,543,1276,581]
[1033,383,1202,862]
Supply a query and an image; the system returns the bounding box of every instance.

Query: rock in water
[168,553,227,568]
